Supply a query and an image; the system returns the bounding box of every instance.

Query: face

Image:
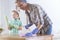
[12,12,19,19]
[16,2,27,10]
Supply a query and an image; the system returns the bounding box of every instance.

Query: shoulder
[28,3,43,9]
[18,20,22,23]
[17,20,22,26]
[8,19,15,24]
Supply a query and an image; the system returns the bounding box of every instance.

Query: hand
[8,26,11,30]
[38,25,42,30]
[18,27,22,30]
[37,23,42,30]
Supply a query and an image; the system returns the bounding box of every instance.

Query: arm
[18,21,22,30]
[25,11,33,29]
[8,24,14,30]
[8,21,13,30]
[37,12,44,30]
[25,13,29,29]
[35,6,44,30]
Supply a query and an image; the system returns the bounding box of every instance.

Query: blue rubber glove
[25,23,33,29]
[32,28,39,34]
[25,28,39,37]
[25,33,33,37]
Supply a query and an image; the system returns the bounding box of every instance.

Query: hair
[12,10,20,20]
[15,0,26,3]
[15,0,20,3]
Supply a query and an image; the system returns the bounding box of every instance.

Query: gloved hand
[25,28,39,37]
[25,33,33,37]
[25,23,33,29]
[32,28,39,34]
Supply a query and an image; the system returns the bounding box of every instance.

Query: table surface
[0,35,53,40]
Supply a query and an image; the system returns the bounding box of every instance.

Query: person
[8,10,22,35]
[15,0,52,36]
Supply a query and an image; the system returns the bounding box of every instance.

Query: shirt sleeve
[37,6,44,27]
[8,20,13,25]
[19,21,22,26]
[31,5,44,27]
[8,20,14,26]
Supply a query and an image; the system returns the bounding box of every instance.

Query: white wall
[0,0,60,35]
[0,0,10,29]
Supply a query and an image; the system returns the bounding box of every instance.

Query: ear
[16,6,17,10]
